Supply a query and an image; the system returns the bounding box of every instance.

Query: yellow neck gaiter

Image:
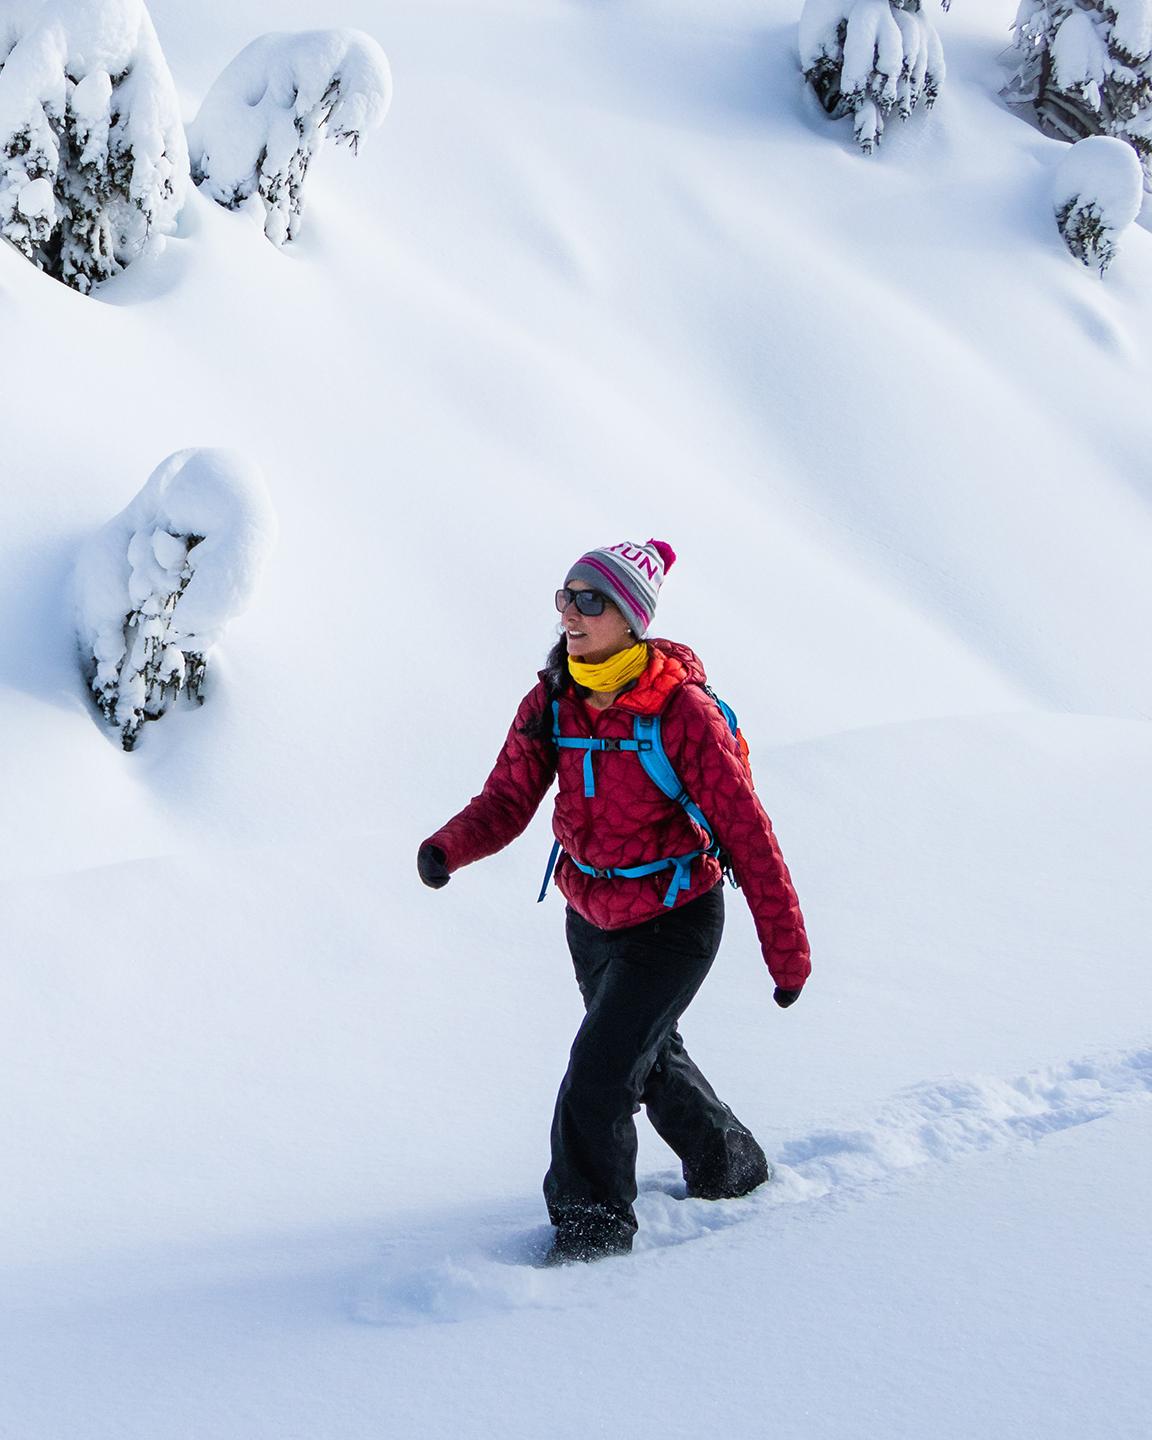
[568,642,649,694]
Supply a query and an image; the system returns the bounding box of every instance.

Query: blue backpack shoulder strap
[632,713,714,845]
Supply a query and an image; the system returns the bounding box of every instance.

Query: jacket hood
[613,637,706,715]
[646,637,707,684]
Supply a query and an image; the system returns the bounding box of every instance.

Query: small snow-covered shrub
[800,0,946,154]
[0,0,187,293]
[1053,133,1143,270]
[1006,0,1152,184]
[188,30,392,246]
[75,449,276,751]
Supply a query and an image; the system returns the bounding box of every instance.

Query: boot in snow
[683,1125,773,1200]
[542,1206,634,1265]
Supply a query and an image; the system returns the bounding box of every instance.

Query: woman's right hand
[417,842,451,889]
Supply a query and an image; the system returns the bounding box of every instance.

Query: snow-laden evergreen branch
[75,449,276,752]
[188,30,393,246]
[800,0,945,154]
[1005,0,1152,185]
[0,0,187,293]
[1052,134,1143,270]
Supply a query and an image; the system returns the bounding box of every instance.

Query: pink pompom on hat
[565,539,677,637]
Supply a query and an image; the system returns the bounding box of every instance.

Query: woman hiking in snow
[418,539,810,1264]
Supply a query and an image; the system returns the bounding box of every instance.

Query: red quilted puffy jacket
[424,639,811,991]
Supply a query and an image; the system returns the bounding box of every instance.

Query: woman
[418,539,810,1264]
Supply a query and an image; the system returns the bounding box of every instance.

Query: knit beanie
[565,539,677,637]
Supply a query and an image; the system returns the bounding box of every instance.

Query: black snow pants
[543,882,770,1253]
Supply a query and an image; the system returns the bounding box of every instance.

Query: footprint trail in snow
[351,1043,1152,1326]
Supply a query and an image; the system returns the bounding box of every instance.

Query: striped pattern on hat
[565,539,677,637]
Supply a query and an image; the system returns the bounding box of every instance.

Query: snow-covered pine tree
[1005,0,1152,183]
[0,0,187,293]
[800,0,946,153]
[188,30,392,246]
[1052,133,1144,270]
[75,449,277,752]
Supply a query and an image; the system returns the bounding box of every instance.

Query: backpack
[537,684,751,907]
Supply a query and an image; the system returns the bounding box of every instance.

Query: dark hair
[519,633,580,741]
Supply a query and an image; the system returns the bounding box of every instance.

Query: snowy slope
[1,1,1150,1437]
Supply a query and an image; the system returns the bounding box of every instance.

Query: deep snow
[1,1,1150,1437]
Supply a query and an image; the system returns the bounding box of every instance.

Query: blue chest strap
[550,700,654,798]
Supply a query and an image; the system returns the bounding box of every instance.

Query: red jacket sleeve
[424,682,558,872]
[662,685,811,991]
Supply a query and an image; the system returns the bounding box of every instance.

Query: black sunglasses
[555,587,608,617]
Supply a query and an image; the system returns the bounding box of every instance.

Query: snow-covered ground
[1,1,1149,1436]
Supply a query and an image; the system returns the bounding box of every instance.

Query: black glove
[773,987,802,1009]
[417,842,450,890]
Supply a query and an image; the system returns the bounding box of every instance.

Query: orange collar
[612,645,689,715]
